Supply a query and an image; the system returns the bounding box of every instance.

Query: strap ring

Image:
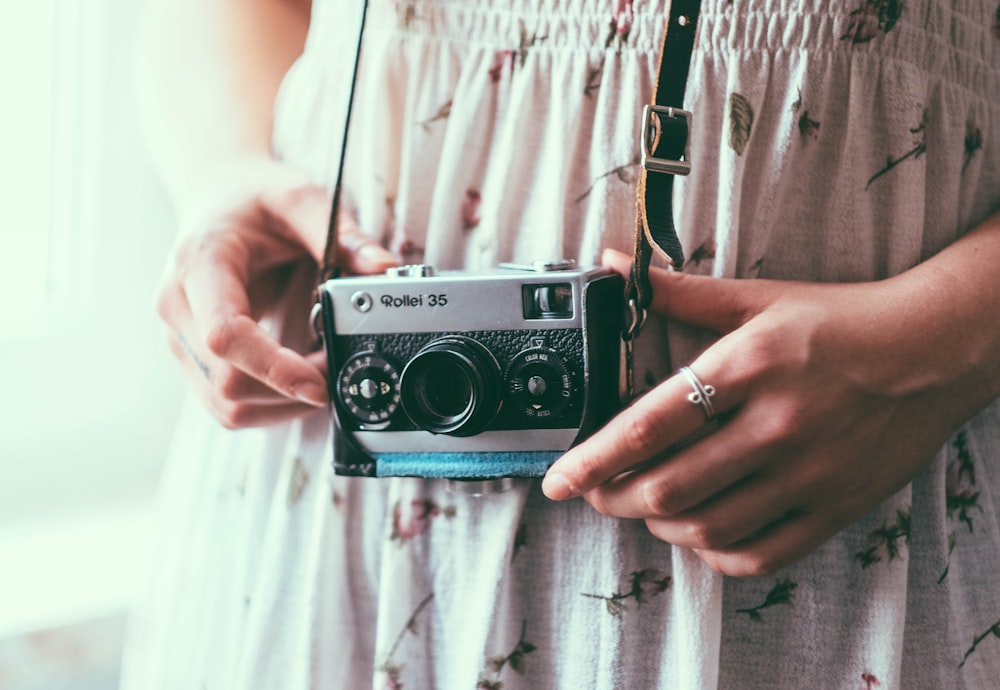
[623,298,647,342]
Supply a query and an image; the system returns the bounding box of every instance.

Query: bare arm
[139,0,397,428]
[544,208,1000,576]
[135,0,312,204]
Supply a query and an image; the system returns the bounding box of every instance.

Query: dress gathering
[122,1,1000,687]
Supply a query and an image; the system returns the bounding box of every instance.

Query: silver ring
[679,366,716,421]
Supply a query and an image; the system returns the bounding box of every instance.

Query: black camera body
[315,260,624,480]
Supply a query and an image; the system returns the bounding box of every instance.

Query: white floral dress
[121,1,1000,688]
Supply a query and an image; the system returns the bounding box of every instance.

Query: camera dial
[387,264,437,278]
[506,346,573,419]
[336,351,402,428]
[400,336,502,436]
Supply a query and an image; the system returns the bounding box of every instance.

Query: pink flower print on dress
[390,499,456,542]
[389,225,408,251]
[390,0,419,31]
[381,667,402,690]
[605,0,634,49]
[489,51,514,83]
[462,189,482,230]
[389,222,423,262]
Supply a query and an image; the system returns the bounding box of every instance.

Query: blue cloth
[373,451,559,478]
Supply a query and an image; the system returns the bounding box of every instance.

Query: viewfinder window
[523,283,574,320]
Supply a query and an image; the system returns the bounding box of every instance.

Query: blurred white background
[0,1,184,686]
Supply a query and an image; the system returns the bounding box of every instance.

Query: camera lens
[400,336,501,436]
[414,357,473,418]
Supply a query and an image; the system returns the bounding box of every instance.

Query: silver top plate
[322,264,612,334]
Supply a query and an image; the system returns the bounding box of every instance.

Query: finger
[262,184,397,275]
[601,247,782,333]
[336,212,398,275]
[165,305,321,407]
[641,470,804,550]
[161,264,329,407]
[304,348,329,376]
[215,348,328,403]
[167,330,322,404]
[211,398,326,430]
[542,363,745,500]
[166,332,324,427]
[158,279,222,383]
[690,510,846,577]
[182,238,328,406]
[167,327,214,380]
[581,403,785,519]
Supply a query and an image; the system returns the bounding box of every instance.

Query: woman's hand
[156,158,397,428]
[543,243,1000,577]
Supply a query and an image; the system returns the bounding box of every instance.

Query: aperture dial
[505,345,573,420]
[337,350,401,428]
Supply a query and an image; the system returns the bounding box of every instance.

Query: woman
[124,0,1000,687]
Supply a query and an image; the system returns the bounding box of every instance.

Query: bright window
[0,0,183,637]
[1,1,60,329]
[0,1,104,333]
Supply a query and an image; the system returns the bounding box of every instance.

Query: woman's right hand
[156,158,398,428]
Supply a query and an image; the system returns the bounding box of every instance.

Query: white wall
[0,0,185,634]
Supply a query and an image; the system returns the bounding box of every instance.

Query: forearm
[862,207,1000,426]
[135,0,312,204]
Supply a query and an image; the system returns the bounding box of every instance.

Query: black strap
[319,0,371,283]
[626,0,701,339]
[319,0,702,330]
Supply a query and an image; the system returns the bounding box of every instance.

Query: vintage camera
[314,260,625,481]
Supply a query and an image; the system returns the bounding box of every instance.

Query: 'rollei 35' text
[380,293,448,308]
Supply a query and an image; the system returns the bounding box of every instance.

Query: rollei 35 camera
[314,260,625,483]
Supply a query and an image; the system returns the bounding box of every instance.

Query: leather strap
[320,0,702,335]
[626,0,701,339]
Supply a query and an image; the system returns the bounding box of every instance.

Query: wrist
[864,250,1000,426]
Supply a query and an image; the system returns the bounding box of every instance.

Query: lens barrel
[400,336,502,436]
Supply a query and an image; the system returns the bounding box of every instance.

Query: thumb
[259,182,397,275]
[601,248,776,333]
[336,210,399,276]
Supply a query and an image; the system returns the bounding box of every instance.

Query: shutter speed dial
[337,351,401,428]
[506,347,572,419]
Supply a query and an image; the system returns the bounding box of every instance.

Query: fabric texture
[121,1,1000,688]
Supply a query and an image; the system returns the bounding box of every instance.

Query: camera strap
[321,0,701,296]
[319,0,371,284]
[625,0,702,342]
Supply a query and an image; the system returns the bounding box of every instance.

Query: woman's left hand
[542,246,1000,576]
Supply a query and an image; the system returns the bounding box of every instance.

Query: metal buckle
[640,104,692,176]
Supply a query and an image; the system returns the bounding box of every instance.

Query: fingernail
[295,381,328,407]
[601,247,627,264]
[541,472,576,501]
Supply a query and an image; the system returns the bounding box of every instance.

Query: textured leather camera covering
[320,270,625,479]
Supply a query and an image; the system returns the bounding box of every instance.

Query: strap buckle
[640,104,692,176]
